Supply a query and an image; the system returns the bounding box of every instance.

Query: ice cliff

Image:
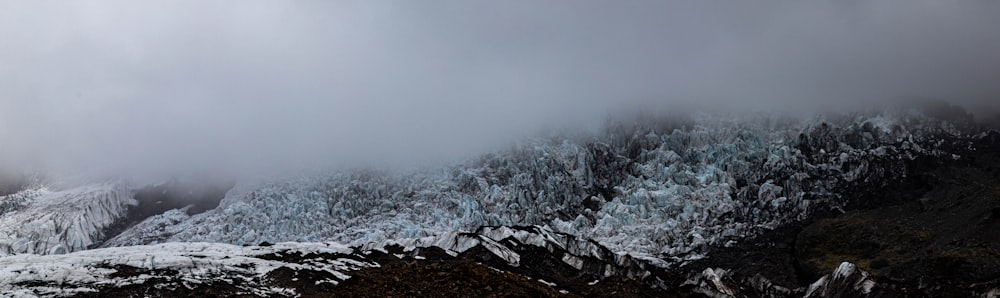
[0,183,134,255]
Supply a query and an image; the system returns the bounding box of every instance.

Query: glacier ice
[0,183,134,255]
[55,110,987,265]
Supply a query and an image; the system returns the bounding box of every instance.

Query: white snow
[0,241,371,296]
[537,279,556,287]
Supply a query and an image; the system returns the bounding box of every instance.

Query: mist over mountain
[3,2,1000,297]
[1,0,999,180]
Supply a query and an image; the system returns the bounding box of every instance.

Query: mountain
[2,106,998,297]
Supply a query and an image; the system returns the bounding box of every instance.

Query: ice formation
[680,261,877,297]
[804,262,877,298]
[0,108,993,297]
[100,110,977,264]
[0,183,134,255]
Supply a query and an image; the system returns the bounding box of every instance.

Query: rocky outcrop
[803,262,876,298]
[678,262,875,298]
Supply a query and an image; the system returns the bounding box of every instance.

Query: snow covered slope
[0,241,371,297]
[2,225,668,297]
[103,110,979,264]
[3,223,925,297]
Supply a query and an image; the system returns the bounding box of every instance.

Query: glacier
[0,108,996,297]
[96,109,978,265]
[0,183,134,255]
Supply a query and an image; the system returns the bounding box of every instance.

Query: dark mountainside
[682,129,1000,297]
[0,172,30,198]
[92,179,233,249]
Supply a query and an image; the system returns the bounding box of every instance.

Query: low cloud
[1,1,998,178]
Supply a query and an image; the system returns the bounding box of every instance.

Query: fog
[1,1,998,178]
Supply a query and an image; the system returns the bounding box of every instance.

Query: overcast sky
[1,1,999,177]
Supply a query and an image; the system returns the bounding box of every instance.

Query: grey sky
[1,1,998,177]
